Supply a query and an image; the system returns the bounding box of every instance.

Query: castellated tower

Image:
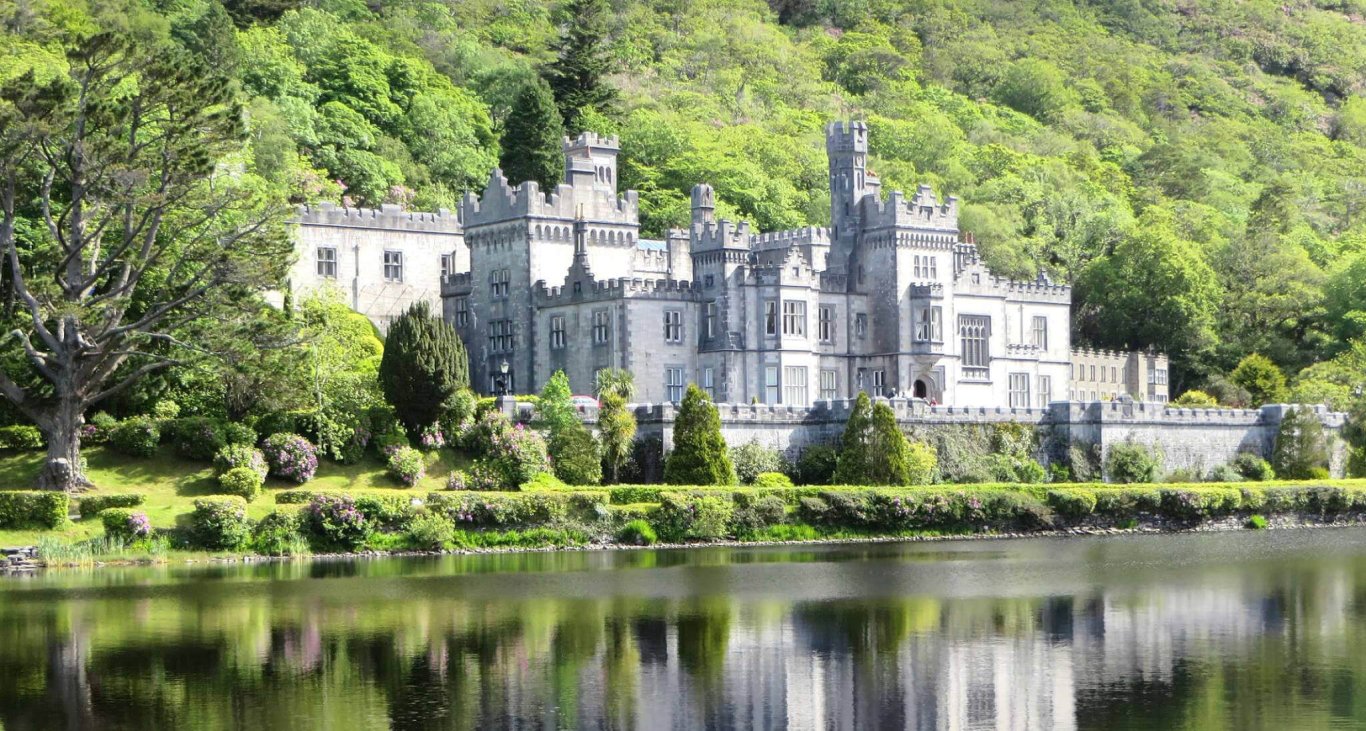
[825,120,879,274]
[563,132,620,193]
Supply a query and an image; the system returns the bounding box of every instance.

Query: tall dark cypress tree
[664,384,736,485]
[379,302,470,433]
[544,0,617,133]
[833,392,874,484]
[501,77,566,191]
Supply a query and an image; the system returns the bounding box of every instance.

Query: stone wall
[622,398,1347,479]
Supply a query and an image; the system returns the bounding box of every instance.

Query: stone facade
[287,203,464,330]
[1068,348,1169,403]
[442,122,1102,407]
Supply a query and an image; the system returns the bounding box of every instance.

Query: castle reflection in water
[0,535,1361,730]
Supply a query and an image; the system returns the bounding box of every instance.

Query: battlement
[1071,347,1166,363]
[564,132,620,151]
[293,203,462,234]
[534,276,701,305]
[461,168,639,229]
[691,218,753,251]
[825,120,869,153]
[998,276,1071,301]
[751,226,832,250]
[858,186,959,233]
[440,272,472,296]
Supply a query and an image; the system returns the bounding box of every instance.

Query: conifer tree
[866,402,935,485]
[501,77,566,190]
[1230,354,1288,407]
[379,302,469,434]
[550,420,603,485]
[833,392,874,484]
[664,384,736,485]
[544,0,617,132]
[1272,406,1331,479]
[536,370,577,439]
[599,392,636,484]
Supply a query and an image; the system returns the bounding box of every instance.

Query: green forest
[4,0,1366,402]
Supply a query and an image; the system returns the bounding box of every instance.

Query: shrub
[836,399,934,485]
[1230,452,1275,481]
[1273,407,1331,480]
[794,444,838,485]
[1230,354,1288,406]
[261,433,319,483]
[101,509,151,543]
[303,494,371,551]
[151,399,180,420]
[213,444,268,479]
[731,493,788,536]
[1048,489,1098,520]
[446,470,469,490]
[219,466,264,502]
[490,423,553,488]
[77,493,145,519]
[425,490,606,527]
[1105,442,1162,484]
[1158,488,1242,521]
[1093,488,1161,518]
[189,497,251,550]
[752,472,794,488]
[598,392,637,484]
[224,422,257,446]
[82,411,118,445]
[406,511,457,550]
[617,519,657,545]
[0,491,68,529]
[1306,486,1352,515]
[664,385,736,485]
[535,370,578,438]
[522,471,567,490]
[252,511,308,556]
[731,441,788,484]
[373,425,409,458]
[1247,514,1268,530]
[1067,443,1102,482]
[652,492,734,542]
[386,446,427,487]
[166,417,228,461]
[1172,390,1219,407]
[1206,464,1244,483]
[550,421,603,485]
[465,460,508,491]
[988,454,1046,484]
[0,425,43,450]
[110,417,161,458]
[441,389,478,447]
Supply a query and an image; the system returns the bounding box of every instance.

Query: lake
[2,529,1366,730]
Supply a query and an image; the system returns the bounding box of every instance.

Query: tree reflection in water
[2,531,1366,729]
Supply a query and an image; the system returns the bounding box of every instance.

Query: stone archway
[913,379,928,399]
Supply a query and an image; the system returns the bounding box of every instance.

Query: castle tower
[563,132,620,192]
[826,120,871,273]
[691,182,716,224]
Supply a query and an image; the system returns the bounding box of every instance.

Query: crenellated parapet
[440,272,472,296]
[998,276,1071,302]
[293,202,462,235]
[534,276,703,306]
[859,185,959,233]
[461,168,640,229]
[691,218,753,252]
[751,226,832,250]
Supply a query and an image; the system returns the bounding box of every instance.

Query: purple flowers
[127,512,152,538]
[419,423,445,450]
[305,494,370,550]
[262,433,319,484]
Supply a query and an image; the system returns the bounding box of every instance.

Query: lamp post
[499,360,510,396]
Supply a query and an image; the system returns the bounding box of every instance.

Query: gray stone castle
[287,121,1168,407]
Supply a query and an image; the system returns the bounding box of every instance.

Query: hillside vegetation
[4,0,1366,397]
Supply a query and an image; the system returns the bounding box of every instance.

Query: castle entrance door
[913,380,928,399]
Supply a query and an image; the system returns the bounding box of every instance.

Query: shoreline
[10,513,1366,574]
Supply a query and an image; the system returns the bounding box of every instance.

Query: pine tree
[865,402,936,485]
[551,420,603,485]
[379,301,470,434]
[544,0,617,133]
[664,384,736,485]
[599,392,636,484]
[1272,406,1331,479]
[833,392,874,484]
[501,77,566,190]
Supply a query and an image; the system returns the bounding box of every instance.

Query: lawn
[0,445,471,545]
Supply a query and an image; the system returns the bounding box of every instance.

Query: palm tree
[595,369,635,401]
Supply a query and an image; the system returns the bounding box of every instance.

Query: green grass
[0,445,470,545]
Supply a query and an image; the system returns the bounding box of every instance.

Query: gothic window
[1032,316,1047,350]
[550,316,566,349]
[818,306,835,343]
[915,307,942,342]
[664,310,683,343]
[819,369,838,401]
[782,301,806,336]
[383,251,403,282]
[765,301,778,336]
[455,298,469,328]
[1009,373,1030,408]
[490,269,511,298]
[316,246,337,278]
[784,366,808,405]
[872,369,885,393]
[488,320,514,353]
[959,315,990,378]
[593,310,610,344]
[665,367,685,403]
[705,301,718,339]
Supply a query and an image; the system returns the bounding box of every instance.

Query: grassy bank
[6,448,1366,567]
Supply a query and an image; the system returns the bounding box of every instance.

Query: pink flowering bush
[418,423,445,451]
[386,446,426,487]
[101,509,152,544]
[462,411,552,489]
[261,433,319,484]
[304,494,370,551]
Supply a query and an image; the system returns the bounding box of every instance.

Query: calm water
[3,530,1366,730]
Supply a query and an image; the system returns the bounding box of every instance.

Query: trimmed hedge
[0,491,69,529]
[189,496,251,550]
[425,490,608,527]
[78,493,146,519]
[0,425,43,450]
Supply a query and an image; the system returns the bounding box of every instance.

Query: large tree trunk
[36,396,91,492]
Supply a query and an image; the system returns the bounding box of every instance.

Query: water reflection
[3,530,1366,729]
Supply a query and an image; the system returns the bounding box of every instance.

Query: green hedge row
[0,425,43,450]
[77,493,146,519]
[0,491,69,529]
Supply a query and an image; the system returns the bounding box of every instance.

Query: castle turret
[691,183,715,224]
[826,120,871,273]
[563,132,620,192]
